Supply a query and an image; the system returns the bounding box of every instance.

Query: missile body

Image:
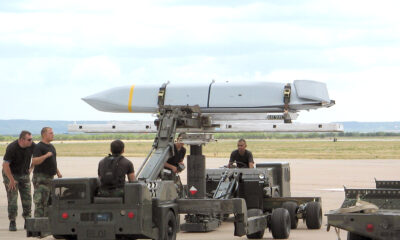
[83,80,334,114]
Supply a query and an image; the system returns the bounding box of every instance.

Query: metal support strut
[283,83,292,123]
[181,143,220,232]
[187,145,206,199]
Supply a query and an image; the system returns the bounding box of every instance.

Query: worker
[228,138,254,168]
[98,140,135,197]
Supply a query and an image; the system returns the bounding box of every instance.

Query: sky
[1,0,400,123]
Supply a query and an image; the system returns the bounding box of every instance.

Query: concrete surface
[1,156,399,240]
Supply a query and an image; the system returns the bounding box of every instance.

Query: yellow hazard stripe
[128,85,135,112]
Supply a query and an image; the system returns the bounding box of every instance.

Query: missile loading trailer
[25,173,291,240]
[181,162,323,233]
[326,180,400,240]
[25,169,296,240]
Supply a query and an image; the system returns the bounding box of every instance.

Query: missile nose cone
[81,95,100,106]
[81,86,131,113]
[81,94,111,112]
[81,95,98,109]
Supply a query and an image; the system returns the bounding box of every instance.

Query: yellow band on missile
[128,85,135,112]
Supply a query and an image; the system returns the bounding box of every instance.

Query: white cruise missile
[82,80,334,114]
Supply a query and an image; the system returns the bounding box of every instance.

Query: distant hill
[337,121,400,132]
[0,120,107,135]
[1,119,400,135]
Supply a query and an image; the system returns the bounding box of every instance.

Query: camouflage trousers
[97,187,124,197]
[2,171,32,221]
[32,173,53,217]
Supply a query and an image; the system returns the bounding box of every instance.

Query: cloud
[70,56,121,85]
[1,0,400,123]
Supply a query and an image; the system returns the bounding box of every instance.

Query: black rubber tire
[29,232,40,237]
[305,201,322,229]
[282,201,299,229]
[270,208,290,239]
[347,232,372,240]
[247,229,265,239]
[246,209,265,239]
[165,211,177,240]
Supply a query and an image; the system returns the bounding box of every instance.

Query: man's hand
[32,152,53,166]
[8,178,17,191]
[3,161,17,191]
[57,173,63,178]
[164,162,178,173]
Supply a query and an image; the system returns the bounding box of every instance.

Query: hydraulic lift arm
[136,105,211,181]
[213,171,240,199]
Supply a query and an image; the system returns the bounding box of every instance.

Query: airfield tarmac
[1,157,400,240]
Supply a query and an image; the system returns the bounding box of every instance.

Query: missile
[82,80,334,114]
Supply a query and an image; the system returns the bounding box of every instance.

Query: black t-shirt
[166,145,186,167]
[33,142,57,176]
[229,149,254,168]
[3,140,36,175]
[98,155,134,188]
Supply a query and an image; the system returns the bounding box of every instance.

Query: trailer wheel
[165,210,177,240]
[271,208,290,239]
[28,232,40,237]
[347,232,372,240]
[282,201,298,229]
[305,202,322,229]
[247,230,265,239]
[246,209,265,239]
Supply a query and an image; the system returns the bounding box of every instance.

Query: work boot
[9,220,17,231]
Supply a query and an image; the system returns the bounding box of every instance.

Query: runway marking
[128,84,135,112]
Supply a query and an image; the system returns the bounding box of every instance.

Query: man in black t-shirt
[164,133,186,173]
[2,130,35,231]
[228,138,254,168]
[32,127,62,217]
[98,140,135,197]
[163,134,186,198]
